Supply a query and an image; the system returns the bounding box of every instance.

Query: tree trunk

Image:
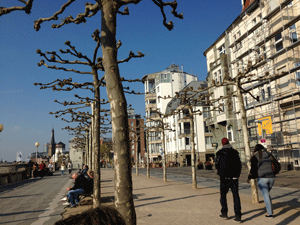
[146,131,150,178]
[189,107,197,189]
[136,135,139,176]
[92,69,101,207]
[101,1,136,224]
[162,124,167,182]
[89,126,93,169]
[91,103,95,170]
[86,129,89,166]
[236,82,259,204]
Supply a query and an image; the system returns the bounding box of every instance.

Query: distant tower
[48,127,56,157]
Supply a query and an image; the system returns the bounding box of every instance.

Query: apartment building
[142,64,198,162]
[128,110,146,164]
[163,81,214,166]
[204,0,300,169]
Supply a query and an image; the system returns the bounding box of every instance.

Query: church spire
[50,127,56,156]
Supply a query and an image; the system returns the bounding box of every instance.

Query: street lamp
[35,142,40,163]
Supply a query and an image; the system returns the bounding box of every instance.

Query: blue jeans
[257,178,275,215]
[220,178,241,217]
[61,170,64,175]
[68,189,85,206]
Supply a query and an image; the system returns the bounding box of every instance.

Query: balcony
[178,116,191,123]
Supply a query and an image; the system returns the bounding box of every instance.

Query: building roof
[242,0,255,12]
[165,81,208,114]
[141,64,197,82]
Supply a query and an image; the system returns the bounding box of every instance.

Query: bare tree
[3,1,184,223]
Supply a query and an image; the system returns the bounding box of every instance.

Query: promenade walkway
[1,168,300,224]
[0,172,73,225]
[62,168,300,225]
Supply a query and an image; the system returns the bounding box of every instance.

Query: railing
[0,164,32,185]
[180,129,191,135]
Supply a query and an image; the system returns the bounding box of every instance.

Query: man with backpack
[215,138,242,222]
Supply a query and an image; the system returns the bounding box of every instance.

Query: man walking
[215,138,242,222]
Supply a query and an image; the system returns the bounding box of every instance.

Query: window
[157,86,160,92]
[158,97,160,103]
[203,107,211,118]
[227,125,234,142]
[219,69,222,83]
[267,87,271,99]
[219,45,225,55]
[245,96,248,107]
[295,63,300,85]
[214,72,218,83]
[149,99,156,104]
[252,18,256,26]
[261,89,265,101]
[290,24,298,44]
[149,80,155,93]
[257,14,262,21]
[274,33,283,52]
[185,137,190,145]
[205,136,212,144]
[237,31,241,37]
[204,122,211,133]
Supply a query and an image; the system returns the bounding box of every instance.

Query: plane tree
[2,1,184,223]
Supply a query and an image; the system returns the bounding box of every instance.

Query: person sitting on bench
[60,172,88,208]
[86,170,94,195]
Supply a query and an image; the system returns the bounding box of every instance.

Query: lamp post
[35,142,40,163]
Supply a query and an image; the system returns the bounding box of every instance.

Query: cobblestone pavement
[139,167,300,189]
[64,169,300,225]
[0,172,72,225]
[136,167,300,207]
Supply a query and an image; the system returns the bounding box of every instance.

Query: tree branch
[34,0,76,31]
[35,2,101,31]
[0,0,34,16]
[152,0,183,31]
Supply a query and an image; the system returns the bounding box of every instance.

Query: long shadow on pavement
[0,178,43,194]
[240,197,300,223]
[0,212,62,225]
[135,195,199,208]
[0,209,47,217]
[0,194,42,199]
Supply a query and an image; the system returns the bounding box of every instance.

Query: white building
[69,138,83,169]
[142,64,198,162]
[164,81,214,165]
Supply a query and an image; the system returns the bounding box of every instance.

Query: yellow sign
[257,116,273,135]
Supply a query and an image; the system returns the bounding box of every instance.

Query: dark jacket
[70,174,88,191]
[85,177,94,194]
[248,150,274,180]
[81,168,88,177]
[215,144,242,178]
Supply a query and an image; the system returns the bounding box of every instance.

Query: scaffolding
[225,0,300,169]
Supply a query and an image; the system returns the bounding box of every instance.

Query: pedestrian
[39,161,46,177]
[215,137,242,222]
[33,162,39,178]
[48,162,54,172]
[247,144,276,218]
[67,161,72,174]
[61,162,66,176]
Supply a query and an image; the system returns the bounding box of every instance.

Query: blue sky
[0,0,242,162]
